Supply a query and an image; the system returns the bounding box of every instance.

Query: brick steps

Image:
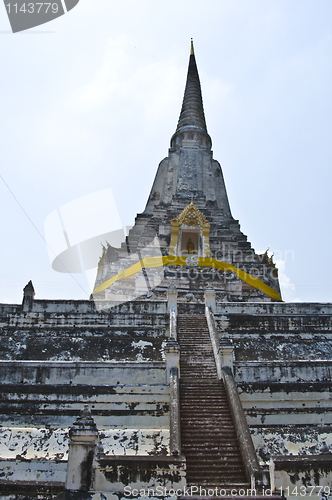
[182,443,240,449]
[178,314,248,487]
[186,461,245,468]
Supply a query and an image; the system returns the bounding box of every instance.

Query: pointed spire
[176,39,207,133]
[170,40,211,152]
[190,38,194,56]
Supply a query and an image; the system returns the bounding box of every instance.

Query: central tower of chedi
[93,40,281,304]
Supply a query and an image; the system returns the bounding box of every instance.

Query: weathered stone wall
[94,456,186,494]
[0,300,171,493]
[214,302,332,467]
[270,455,332,500]
[2,297,332,492]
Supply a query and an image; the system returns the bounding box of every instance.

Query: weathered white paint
[0,459,67,483]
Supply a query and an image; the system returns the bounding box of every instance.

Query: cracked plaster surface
[0,427,169,460]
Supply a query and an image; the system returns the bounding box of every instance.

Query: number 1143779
[6,3,59,14]
[278,486,331,497]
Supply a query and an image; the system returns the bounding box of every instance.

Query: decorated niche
[169,200,210,256]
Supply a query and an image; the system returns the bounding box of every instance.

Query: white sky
[0,0,331,303]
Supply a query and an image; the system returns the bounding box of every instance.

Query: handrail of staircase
[168,305,180,455]
[205,306,263,489]
[170,307,177,341]
[222,366,263,489]
[169,366,181,456]
[205,305,222,379]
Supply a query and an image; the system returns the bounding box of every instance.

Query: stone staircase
[177,314,249,490]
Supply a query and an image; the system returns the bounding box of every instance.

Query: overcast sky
[0,0,331,304]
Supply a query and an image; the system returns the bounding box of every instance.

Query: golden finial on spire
[190,38,194,56]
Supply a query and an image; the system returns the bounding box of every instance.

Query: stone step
[182,433,237,437]
[181,421,235,427]
[180,398,228,402]
[180,366,216,369]
[185,474,247,481]
[181,404,229,408]
[181,414,233,419]
[180,397,227,400]
[179,492,281,500]
[180,366,216,368]
[181,395,228,400]
[180,400,230,405]
[179,482,251,490]
[180,373,218,376]
[180,394,225,397]
[181,435,239,441]
[181,409,231,413]
[180,393,226,396]
[180,369,217,373]
[178,336,211,339]
[182,443,240,449]
[182,433,237,439]
[180,398,229,403]
[185,455,244,461]
[182,437,239,450]
[180,354,213,357]
[185,460,245,467]
[186,383,224,387]
[184,451,241,457]
[181,411,232,416]
[180,400,229,405]
[181,430,238,436]
[181,433,238,440]
[186,470,246,477]
[178,335,212,338]
[180,387,227,391]
[179,341,212,344]
[180,432,239,439]
[180,381,223,385]
[182,444,240,450]
[180,359,215,363]
[180,391,226,394]
[180,384,223,386]
[180,404,231,409]
[181,438,239,445]
[180,413,233,418]
[181,389,225,393]
[181,403,230,408]
[186,474,247,482]
[185,470,246,475]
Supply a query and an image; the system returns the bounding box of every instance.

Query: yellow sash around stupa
[93,256,282,301]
